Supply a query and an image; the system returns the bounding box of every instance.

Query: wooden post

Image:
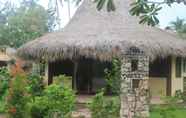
[73,61,78,91]
[166,56,172,96]
[48,62,53,85]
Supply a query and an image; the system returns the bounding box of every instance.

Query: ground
[151,108,186,118]
[1,106,186,118]
[1,95,186,118]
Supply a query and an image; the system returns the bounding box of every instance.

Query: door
[77,59,93,94]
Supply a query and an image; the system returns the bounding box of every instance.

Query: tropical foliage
[6,75,28,118]
[0,68,76,118]
[27,74,45,97]
[50,0,186,26]
[29,84,75,118]
[89,91,120,118]
[168,17,186,38]
[0,67,11,113]
[104,58,121,94]
[0,67,11,100]
[0,0,54,48]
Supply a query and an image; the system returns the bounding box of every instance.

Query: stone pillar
[120,55,149,118]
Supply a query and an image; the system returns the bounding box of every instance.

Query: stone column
[120,56,149,118]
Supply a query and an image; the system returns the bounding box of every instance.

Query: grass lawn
[150,106,186,118]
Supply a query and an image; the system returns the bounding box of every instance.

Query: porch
[44,56,182,97]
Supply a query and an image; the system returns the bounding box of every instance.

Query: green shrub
[175,90,183,100]
[6,75,29,118]
[29,96,49,118]
[27,74,44,97]
[53,75,72,88]
[0,67,11,113]
[0,67,11,100]
[104,59,121,94]
[174,89,186,103]
[29,84,76,118]
[89,91,120,118]
[45,84,75,117]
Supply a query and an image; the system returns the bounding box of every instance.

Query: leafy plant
[29,96,49,118]
[104,58,121,94]
[29,84,76,118]
[53,74,72,88]
[89,91,120,118]
[0,67,12,113]
[27,74,44,97]
[93,0,186,26]
[45,84,75,117]
[175,89,183,100]
[174,89,186,104]
[0,67,11,100]
[130,0,162,26]
[6,75,29,118]
[0,1,51,48]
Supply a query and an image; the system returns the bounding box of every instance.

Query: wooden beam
[166,56,172,96]
[73,61,78,91]
[48,62,53,85]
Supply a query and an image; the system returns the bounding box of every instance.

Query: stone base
[120,79,149,118]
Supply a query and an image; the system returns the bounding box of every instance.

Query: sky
[158,3,186,28]
[4,0,186,29]
[38,0,79,28]
[37,0,186,29]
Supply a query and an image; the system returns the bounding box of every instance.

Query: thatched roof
[17,0,186,62]
[0,52,10,61]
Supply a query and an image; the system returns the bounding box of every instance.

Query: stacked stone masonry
[120,47,149,118]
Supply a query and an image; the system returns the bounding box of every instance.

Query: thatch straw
[17,0,186,62]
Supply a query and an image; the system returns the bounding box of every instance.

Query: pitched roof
[17,0,186,62]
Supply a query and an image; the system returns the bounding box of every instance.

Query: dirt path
[72,108,91,118]
[0,114,6,118]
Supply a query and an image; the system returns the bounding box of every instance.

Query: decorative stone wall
[120,47,150,118]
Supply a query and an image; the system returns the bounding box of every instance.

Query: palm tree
[179,24,186,39]
[170,17,185,33]
[168,17,186,39]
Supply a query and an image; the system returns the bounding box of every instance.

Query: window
[131,59,138,71]
[176,57,182,78]
[132,79,140,89]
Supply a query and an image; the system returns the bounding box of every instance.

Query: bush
[104,59,121,94]
[27,74,44,97]
[0,67,11,113]
[6,75,29,118]
[29,96,49,118]
[53,75,72,88]
[89,91,120,118]
[0,67,11,100]
[29,84,76,118]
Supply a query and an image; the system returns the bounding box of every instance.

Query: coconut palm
[170,17,185,32]
[169,17,186,39]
